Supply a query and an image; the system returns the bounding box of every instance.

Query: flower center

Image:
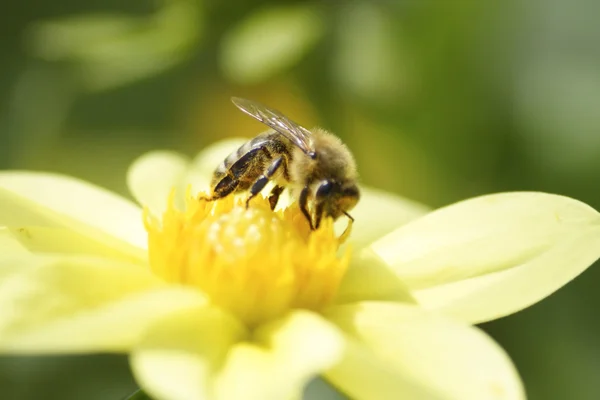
[144,192,350,326]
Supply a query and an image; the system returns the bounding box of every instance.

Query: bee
[202,97,360,230]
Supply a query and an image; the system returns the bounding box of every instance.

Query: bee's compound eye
[316,181,334,199]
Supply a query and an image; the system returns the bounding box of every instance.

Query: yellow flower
[1,138,599,400]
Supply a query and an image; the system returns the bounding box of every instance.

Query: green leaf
[333,1,407,102]
[220,4,324,84]
[27,1,203,91]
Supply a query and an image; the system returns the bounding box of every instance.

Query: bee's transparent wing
[231,97,316,158]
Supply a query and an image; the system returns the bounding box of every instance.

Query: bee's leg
[299,186,314,230]
[268,185,285,211]
[314,202,324,229]
[199,175,240,202]
[200,149,261,201]
[246,156,284,208]
[213,175,239,198]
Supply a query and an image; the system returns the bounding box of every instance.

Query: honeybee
[202,97,360,230]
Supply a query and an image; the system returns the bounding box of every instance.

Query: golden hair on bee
[289,128,358,185]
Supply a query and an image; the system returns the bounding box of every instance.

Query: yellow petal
[127,151,191,215]
[131,307,244,400]
[0,227,30,257]
[340,186,429,248]
[4,225,146,262]
[371,192,600,323]
[214,311,343,400]
[324,302,525,400]
[186,138,248,193]
[0,254,205,353]
[415,225,600,323]
[334,248,415,305]
[0,172,147,260]
[0,228,32,282]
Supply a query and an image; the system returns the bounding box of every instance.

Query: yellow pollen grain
[144,190,350,327]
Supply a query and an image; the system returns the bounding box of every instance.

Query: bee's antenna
[343,211,354,222]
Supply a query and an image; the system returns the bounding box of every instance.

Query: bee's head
[315,180,360,226]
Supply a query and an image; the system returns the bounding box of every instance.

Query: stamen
[144,191,350,326]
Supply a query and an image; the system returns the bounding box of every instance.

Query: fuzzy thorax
[289,128,358,185]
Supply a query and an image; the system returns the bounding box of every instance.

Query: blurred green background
[1,0,599,399]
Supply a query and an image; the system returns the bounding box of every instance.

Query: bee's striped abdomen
[210,133,278,189]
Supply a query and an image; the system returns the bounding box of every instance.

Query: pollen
[144,191,350,327]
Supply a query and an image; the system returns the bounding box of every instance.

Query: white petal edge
[324,302,525,400]
[370,192,600,323]
[0,254,205,353]
[214,311,344,400]
[0,171,147,255]
[127,151,191,215]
